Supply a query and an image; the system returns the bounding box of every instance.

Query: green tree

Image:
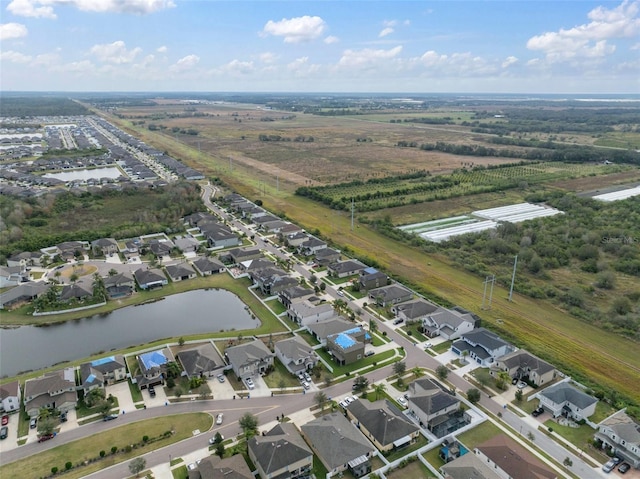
[315,391,328,411]
[436,365,449,380]
[412,366,422,379]
[96,399,112,417]
[37,416,57,436]
[374,382,387,400]
[467,388,481,404]
[165,361,182,378]
[515,389,523,402]
[496,371,512,391]
[215,441,225,458]
[239,413,259,439]
[461,350,469,364]
[393,361,406,377]
[369,318,378,333]
[85,388,106,407]
[563,457,573,467]
[92,273,106,300]
[128,457,146,477]
[352,376,369,395]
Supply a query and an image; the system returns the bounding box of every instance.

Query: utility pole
[482,275,495,310]
[509,255,518,302]
[351,198,354,231]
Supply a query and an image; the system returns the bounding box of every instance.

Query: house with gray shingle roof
[189,453,253,479]
[301,412,375,478]
[103,272,135,298]
[391,298,438,322]
[274,336,318,376]
[249,422,313,479]
[314,247,340,265]
[91,237,119,256]
[596,409,640,468]
[327,259,367,278]
[306,317,354,345]
[419,306,477,340]
[359,267,388,290]
[368,283,412,307]
[24,368,77,417]
[134,267,168,290]
[535,380,597,421]
[165,262,196,282]
[225,339,274,380]
[492,349,556,387]
[59,281,93,302]
[287,299,335,326]
[278,285,315,309]
[346,398,420,452]
[451,328,513,366]
[0,380,21,412]
[407,378,464,438]
[177,343,222,379]
[192,256,225,276]
[0,281,50,309]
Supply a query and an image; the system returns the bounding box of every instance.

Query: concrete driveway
[106,381,136,413]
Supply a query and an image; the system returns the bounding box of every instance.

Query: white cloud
[157,46,167,53]
[219,59,255,75]
[338,45,403,68]
[324,35,339,44]
[379,27,394,38]
[32,51,60,66]
[170,54,200,72]
[527,0,640,62]
[383,20,398,27]
[262,15,326,43]
[0,50,32,63]
[90,41,142,64]
[502,56,518,68]
[6,0,175,18]
[6,0,55,18]
[259,52,278,64]
[631,42,640,49]
[51,59,95,74]
[0,22,28,40]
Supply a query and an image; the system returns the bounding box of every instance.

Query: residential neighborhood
[0,188,637,479]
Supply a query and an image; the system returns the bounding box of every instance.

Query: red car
[1,415,8,426]
[38,433,55,443]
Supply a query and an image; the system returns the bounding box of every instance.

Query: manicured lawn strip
[264,299,286,315]
[456,420,502,449]
[0,413,213,479]
[543,419,597,452]
[431,341,452,354]
[312,454,328,479]
[423,447,445,470]
[172,465,189,479]
[401,322,428,342]
[128,379,144,403]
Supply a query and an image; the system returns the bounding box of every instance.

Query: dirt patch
[549,169,640,193]
[59,264,98,279]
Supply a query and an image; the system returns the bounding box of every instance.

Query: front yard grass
[401,322,428,342]
[0,413,213,479]
[432,341,452,354]
[314,348,397,377]
[516,397,540,414]
[263,359,300,389]
[172,465,189,479]
[128,379,143,403]
[543,419,597,451]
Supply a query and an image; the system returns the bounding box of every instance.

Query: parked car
[618,463,631,474]
[532,407,544,417]
[59,412,67,423]
[364,350,375,357]
[297,371,305,381]
[38,433,54,443]
[303,372,312,382]
[1,415,8,426]
[245,378,255,390]
[397,396,408,407]
[516,381,527,389]
[148,386,156,397]
[0,426,8,440]
[302,381,310,390]
[216,374,226,383]
[339,400,349,408]
[29,417,37,429]
[336,290,344,297]
[423,342,432,349]
[602,459,617,473]
[103,415,118,421]
[393,318,404,325]
[209,434,225,445]
[216,413,224,425]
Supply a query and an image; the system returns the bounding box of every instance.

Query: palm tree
[92,273,106,300]
[314,391,328,411]
[412,366,422,379]
[373,382,387,400]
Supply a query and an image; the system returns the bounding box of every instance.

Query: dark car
[532,407,544,417]
[103,415,118,421]
[618,463,631,474]
[60,412,67,423]
[38,433,54,443]
[0,426,8,440]
[148,386,156,397]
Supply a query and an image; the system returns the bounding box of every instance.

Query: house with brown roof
[326,326,371,365]
[491,349,556,387]
[24,368,77,417]
[440,451,501,479]
[474,435,557,479]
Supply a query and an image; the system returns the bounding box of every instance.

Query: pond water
[0,289,259,377]
[43,166,123,181]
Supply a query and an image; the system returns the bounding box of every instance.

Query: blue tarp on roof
[334,333,356,349]
[140,350,168,370]
[86,373,97,383]
[363,267,378,274]
[91,356,115,367]
[343,326,363,335]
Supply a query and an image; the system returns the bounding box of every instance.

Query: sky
[0,0,639,94]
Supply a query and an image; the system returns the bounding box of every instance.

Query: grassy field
[0,413,212,479]
[95,106,640,404]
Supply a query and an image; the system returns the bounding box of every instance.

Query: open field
[93,104,640,403]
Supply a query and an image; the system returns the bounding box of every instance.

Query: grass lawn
[456,420,502,449]
[312,454,328,479]
[172,465,188,479]
[469,368,493,389]
[516,397,540,414]
[543,419,597,451]
[0,413,213,479]
[264,299,286,315]
[297,330,320,346]
[384,435,429,462]
[591,401,616,423]
[386,458,433,479]
[423,446,446,470]
[262,359,300,389]
[401,322,428,342]
[370,332,386,347]
[315,348,397,377]
[76,397,120,419]
[128,379,143,403]
[432,341,452,354]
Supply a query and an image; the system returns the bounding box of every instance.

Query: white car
[345,396,357,404]
[397,396,408,407]
[302,381,310,390]
[245,378,255,390]
[216,413,224,425]
[516,381,527,389]
[209,434,224,445]
[339,400,349,408]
